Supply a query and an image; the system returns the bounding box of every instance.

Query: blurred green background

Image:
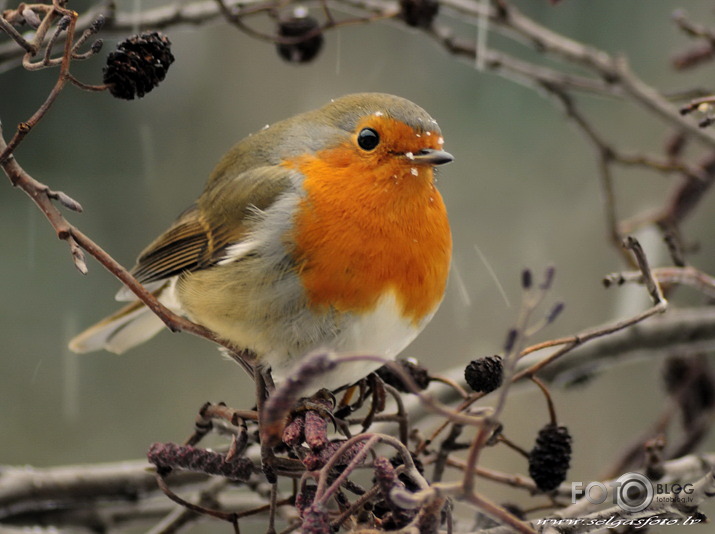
[3,0,715,530]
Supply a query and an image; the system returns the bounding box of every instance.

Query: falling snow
[405,152,414,160]
[411,168,418,176]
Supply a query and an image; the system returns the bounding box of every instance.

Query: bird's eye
[357,128,380,151]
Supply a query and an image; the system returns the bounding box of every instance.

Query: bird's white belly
[268,291,435,393]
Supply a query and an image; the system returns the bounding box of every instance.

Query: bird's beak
[409,148,454,166]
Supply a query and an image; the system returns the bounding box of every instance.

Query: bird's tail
[69,283,176,354]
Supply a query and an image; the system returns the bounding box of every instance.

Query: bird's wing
[120,166,295,294]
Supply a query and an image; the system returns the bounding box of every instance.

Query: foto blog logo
[571,472,694,513]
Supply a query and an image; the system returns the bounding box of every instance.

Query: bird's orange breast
[283,139,451,325]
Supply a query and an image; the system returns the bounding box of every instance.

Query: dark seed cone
[376,358,431,393]
[276,15,324,64]
[528,424,572,492]
[464,355,503,393]
[399,0,439,28]
[103,32,175,100]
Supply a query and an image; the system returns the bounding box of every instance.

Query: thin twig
[604,265,715,299]
[530,376,558,426]
[516,237,667,380]
[0,15,36,53]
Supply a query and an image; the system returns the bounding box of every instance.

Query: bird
[69,93,453,396]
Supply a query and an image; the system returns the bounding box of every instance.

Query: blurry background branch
[4,0,715,262]
[0,459,275,533]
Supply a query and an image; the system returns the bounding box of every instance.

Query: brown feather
[129,166,294,285]
[130,205,235,284]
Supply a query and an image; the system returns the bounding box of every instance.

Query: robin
[69,93,453,396]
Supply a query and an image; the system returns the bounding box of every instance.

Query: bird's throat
[283,149,452,324]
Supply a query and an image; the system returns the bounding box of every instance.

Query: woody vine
[3,0,715,533]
